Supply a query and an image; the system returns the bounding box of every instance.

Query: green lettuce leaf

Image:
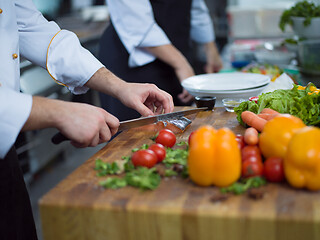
[235,83,320,126]
[234,101,259,126]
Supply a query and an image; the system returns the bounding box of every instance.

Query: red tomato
[264,157,285,182]
[148,143,166,162]
[155,129,176,148]
[242,161,264,178]
[131,149,157,168]
[249,96,259,104]
[188,131,196,145]
[243,155,262,164]
[236,134,246,149]
[241,145,262,163]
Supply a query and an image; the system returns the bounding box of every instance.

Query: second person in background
[99,0,223,121]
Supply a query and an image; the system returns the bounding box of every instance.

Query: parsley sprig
[95,141,189,190]
[220,177,267,195]
[99,167,160,190]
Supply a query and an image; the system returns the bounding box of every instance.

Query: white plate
[182,72,270,92]
[185,82,269,94]
[188,84,268,107]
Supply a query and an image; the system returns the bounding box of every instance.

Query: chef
[98,0,223,121]
[0,0,173,239]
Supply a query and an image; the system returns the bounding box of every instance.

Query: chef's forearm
[144,44,190,72]
[204,41,220,62]
[22,96,63,131]
[204,41,218,55]
[84,67,127,98]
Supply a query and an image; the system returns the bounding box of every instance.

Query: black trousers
[0,147,38,240]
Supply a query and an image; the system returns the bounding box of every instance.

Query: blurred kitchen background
[19,0,320,239]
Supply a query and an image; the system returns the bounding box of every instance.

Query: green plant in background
[284,36,306,45]
[279,1,320,32]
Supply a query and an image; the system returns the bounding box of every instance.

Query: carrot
[241,111,267,132]
[257,113,279,121]
[261,108,280,115]
[244,127,259,145]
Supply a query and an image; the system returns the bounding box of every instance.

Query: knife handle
[51,132,69,144]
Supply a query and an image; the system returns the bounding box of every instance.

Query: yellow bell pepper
[188,126,241,187]
[309,85,318,92]
[284,126,320,191]
[259,114,305,159]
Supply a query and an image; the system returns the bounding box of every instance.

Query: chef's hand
[57,101,120,148]
[85,67,173,116]
[118,82,174,116]
[203,42,223,73]
[22,96,120,148]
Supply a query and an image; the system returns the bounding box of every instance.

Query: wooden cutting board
[39,107,320,240]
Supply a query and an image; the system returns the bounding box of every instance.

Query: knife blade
[51,107,208,144]
[118,107,207,131]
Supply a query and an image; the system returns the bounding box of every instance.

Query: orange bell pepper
[188,126,241,187]
[259,114,305,159]
[284,126,320,191]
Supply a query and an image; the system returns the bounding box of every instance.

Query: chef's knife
[51,107,208,144]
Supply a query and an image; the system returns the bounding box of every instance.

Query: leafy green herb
[181,166,189,179]
[99,178,127,189]
[95,159,120,176]
[220,177,267,195]
[125,167,161,190]
[150,134,158,141]
[177,141,188,146]
[124,160,135,172]
[279,1,320,32]
[95,142,190,190]
[164,169,178,177]
[99,167,161,190]
[121,156,131,162]
[163,148,188,166]
[132,144,149,152]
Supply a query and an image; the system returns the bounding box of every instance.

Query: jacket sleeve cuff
[0,88,32,158]
[46,30,104,94]
[128,23,171,67]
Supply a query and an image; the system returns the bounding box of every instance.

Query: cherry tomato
[264,157,285,183]
[155,129,176,148]
[241,145,262,163]
[249,96,259,104]
[242,161,264,178]
[131,149,157,168]
[243,155,262,164]
[148,143,166,162]
[236,134,246,149]
[188,131,196,146]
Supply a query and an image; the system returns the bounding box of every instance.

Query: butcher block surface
[39,107,320,240]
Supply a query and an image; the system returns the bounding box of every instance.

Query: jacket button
[12,53,18,59]
[0,9,3,14]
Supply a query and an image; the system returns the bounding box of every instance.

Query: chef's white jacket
[106,0,215,67]
[0,0,104,158]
